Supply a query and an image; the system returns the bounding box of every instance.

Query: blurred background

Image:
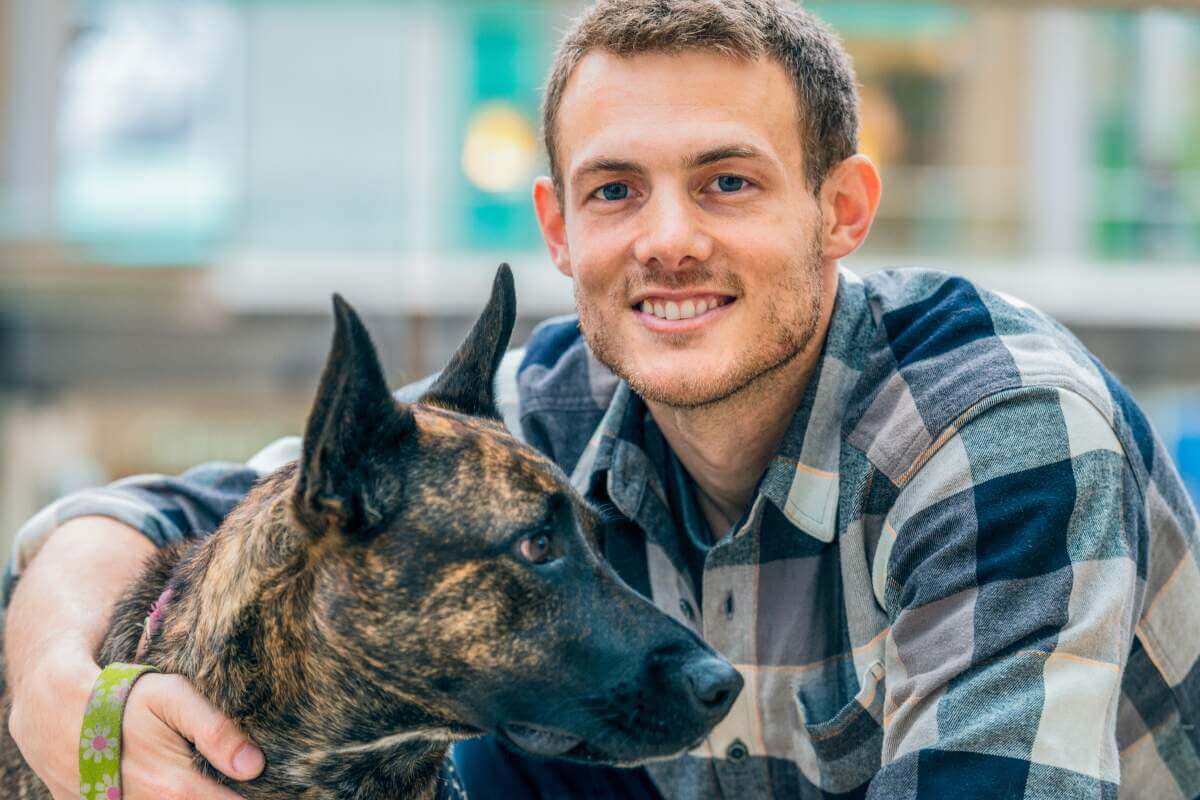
[1,0,1198,550]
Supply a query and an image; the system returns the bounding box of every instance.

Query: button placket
[675,570,700,627]
[679,597,695,622]
[713,735,764,799]
[701,571,738,650]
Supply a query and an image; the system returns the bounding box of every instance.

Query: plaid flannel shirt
[8,267,1200,799]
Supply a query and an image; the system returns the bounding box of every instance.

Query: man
[6,1,1200,798]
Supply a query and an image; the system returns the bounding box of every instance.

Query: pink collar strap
[134,586,174,662]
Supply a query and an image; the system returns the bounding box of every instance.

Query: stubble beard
[577,233,824,411]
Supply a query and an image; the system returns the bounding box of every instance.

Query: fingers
[14,665,255,800]
[115,765,248,800]
[127,671,265,786]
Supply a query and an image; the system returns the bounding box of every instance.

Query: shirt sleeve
[867,385,1140,799]
[2,458,266,605]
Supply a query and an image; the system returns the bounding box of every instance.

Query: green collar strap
[80,662,160,800]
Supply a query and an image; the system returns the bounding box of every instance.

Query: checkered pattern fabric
[8,267,1199,799]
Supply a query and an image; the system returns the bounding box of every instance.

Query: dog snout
[680,655,743,722]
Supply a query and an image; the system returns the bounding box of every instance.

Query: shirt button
[726,739,749,762]
[679,598,695,621]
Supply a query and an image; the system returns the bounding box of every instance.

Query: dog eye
[517,532,554,564]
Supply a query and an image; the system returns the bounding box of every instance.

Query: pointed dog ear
[293,295,414,537]
[420,264,516,419]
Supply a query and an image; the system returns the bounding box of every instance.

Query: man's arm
[6,517,262,800]
[3,460,266,602]
[4,456,276,800]
[867,386,1139,798]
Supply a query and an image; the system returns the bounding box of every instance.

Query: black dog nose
[682,656,743,718]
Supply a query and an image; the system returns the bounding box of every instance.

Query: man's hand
[5,517,265,798]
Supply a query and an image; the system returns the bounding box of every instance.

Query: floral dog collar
[80,663,160,800]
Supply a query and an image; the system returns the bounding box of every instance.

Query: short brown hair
[541,0,860,199]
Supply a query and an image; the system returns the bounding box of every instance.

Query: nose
[632,188,714,270]
[681,656,743,720]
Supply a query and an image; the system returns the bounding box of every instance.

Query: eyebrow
[683,144,766,170]
[570,144,768,188]
[571,157,647,186]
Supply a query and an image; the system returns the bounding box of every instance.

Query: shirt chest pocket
[794,660,886,795]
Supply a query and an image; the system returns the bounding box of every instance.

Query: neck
[645,265,838,541]
[130,468,462,799]
[278,720,458,800]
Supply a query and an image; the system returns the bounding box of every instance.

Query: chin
[625,366,740,409]
[584,311,793,409]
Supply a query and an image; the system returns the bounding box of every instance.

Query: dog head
[291,265,742,764]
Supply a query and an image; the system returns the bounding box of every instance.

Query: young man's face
[538,50,831,409]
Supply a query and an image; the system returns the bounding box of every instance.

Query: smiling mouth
[502,723,584,757]
[632,295,735,322]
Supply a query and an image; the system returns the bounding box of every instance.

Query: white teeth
[639,296,730,320]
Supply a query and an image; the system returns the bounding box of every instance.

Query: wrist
[7,642,99,767]
[16,641,99,700]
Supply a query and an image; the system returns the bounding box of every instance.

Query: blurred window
[1088,12,1200,260]
[455,4,547,251]
[58,1,242,264]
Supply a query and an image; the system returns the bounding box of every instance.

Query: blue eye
[598,183,629,201]
[715,175,746,193]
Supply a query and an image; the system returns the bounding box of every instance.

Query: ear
[819,154,882,260]
[419,263,516,419]
[533,177,572,277]
[293,295,414,537]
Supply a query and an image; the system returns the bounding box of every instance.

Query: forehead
[556,49,803,182]
[413,406,563,496]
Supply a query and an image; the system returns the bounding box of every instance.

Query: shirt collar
[756,268,874,541]
[570,379,632,496]
[572,266,874,546]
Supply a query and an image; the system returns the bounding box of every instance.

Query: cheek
[420,566,561,672]
[567,220,628,294]
[727,232,813,297]
[721,217,798,268]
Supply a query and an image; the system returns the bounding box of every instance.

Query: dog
[0,264,743,799]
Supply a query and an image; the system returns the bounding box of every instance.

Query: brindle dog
[0,265,742,799]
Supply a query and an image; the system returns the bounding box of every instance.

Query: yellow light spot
[461,102,538,194]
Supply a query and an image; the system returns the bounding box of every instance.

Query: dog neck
[285,729,467,800]
[132,466,469,799]
[281,735,456,800]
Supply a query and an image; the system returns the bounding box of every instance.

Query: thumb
[142,674,265,781]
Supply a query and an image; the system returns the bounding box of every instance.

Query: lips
[502,722,583,757]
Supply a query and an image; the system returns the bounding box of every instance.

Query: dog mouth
[501,722,584,757]
[498,721,710,766]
